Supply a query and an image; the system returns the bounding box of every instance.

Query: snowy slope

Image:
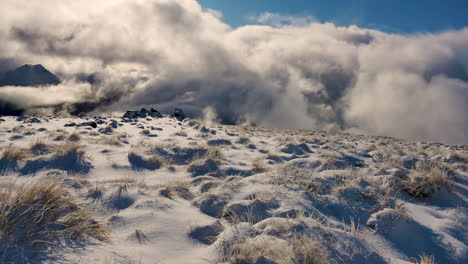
[0,115,466,264]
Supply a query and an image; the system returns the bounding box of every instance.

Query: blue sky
[198,0,468,33]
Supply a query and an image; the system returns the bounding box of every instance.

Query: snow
[0,114,466,263]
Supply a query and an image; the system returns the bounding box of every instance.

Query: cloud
[0,0,467,144]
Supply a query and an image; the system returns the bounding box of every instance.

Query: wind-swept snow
[0,115,466,263]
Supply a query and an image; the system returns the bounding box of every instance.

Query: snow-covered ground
[0,115,466,264]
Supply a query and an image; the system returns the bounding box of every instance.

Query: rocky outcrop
[123,108,163,119]
[173,108,185,121]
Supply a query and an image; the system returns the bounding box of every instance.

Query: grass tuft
[252,158,267,173]
[54,142,84,156]
[0,181,109,260]
[412,254,436,264]
[402,168,450,199]
[68,132,81,142]
[30,139,52,155]
[288,234,329,264]
[1,144,29,160]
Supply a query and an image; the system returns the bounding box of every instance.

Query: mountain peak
[0,64,61,87]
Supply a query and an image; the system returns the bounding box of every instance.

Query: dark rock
[98,126,114,135]
[123,108,162,119]
[109,120,119,128]
[123,111,138,119]
[150,108,163,118]
[207,139,232,146]
[77,121,97,128]
[64,122,77,127]
[173,108,185,121]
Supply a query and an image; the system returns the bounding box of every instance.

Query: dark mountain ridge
[0,64,61,87]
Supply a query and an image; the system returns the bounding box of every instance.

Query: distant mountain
[0,64,61,87]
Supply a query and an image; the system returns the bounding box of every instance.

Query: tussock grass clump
[216,233,328,264]
[54,142,84,156]
[1,144,29,160]
[236,136,250,144]
[205,147,224,162]
[187,147,223,176]
[371,151,391,163]
[128,151,164,171]
[188,147,224,164]
[160,181,194,200]
[101,136,122,146]
[0,181,109,260]
[415,160,454,176]
[288,235,329,264]
[68,132,81,142]
[11,125,25,133]
[252,158,267,173]
[18,142,93,175]
[30,138,52,155]
[402,168,450,199]
[412,254,436,264]
[11,125,35,134]
[216,237,280,263]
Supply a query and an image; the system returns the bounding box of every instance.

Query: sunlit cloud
[0,0,467,144]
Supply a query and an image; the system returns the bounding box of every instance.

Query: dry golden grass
[371,151,391,163]
[68,132,81,142]
[128,151,165,170]
[236,136,251,144]
[160,181,194,200]
[287,235,329,264]
[186,146,224,166]
[29,138,52,155]
[11,125,33,134]
[216,236,280,263]
[101,136,122,146]
[215,232,328,264]
[206,147,224,161]
[252,158,267,172]
[54,142,84,156]
[1,144,29,160]
[0,181,109,257]
[402,168,449,199]
[412,254,436,264]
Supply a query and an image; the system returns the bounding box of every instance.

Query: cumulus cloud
[0,0,467,144]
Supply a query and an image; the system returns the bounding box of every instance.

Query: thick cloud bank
[0,0,467,144]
